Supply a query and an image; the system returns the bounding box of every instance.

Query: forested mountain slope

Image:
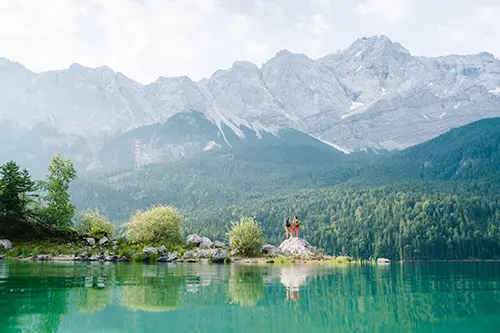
[356,117,500,183]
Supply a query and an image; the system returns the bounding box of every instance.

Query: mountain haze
[1,35,500,174]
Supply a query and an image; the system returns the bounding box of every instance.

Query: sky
[1,0,500,84]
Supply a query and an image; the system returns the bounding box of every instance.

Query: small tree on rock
[126,205,183,245]
[227,216,264,257]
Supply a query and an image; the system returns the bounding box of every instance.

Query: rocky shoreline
[0,236,346,264]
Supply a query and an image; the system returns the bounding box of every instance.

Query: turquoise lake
[1,261,500,332]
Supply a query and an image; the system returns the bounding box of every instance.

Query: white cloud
[229,14,268,55]
[356,0,414,24]
[0,0,218,83]
[0,0,499,84]
[310,0,331,13]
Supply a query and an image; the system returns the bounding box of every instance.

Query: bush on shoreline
[227,216,264,257]
[126,205,183,245]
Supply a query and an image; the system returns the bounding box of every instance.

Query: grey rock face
[186,234,203,247]
[85,238,96,246]
[198,237,213,250]
[98,237,109,246]
[261,244,275,253]
[2,34,500,171]
[158,245,167,255]
[104,254,117,262]
[213,241,226,249]
[268,247,282,257]
[377,258,391,265]
[210,249,229,263]
[0,239,13,250]
[142,247,158,257]
[182,251,195,260]
[279,237,316,258]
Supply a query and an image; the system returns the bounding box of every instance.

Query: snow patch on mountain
[203,141,217,151]
[316,137,351,154]
[489,87,500,95]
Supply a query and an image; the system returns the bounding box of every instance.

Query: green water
[1,262,500,332]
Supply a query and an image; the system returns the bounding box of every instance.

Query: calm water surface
[1,261,500,332]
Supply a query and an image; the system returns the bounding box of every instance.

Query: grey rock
[104,254,117,262]
[158,245,167,255]
[279,237,316,259]
[194,251,208,259]
[167,252,179,262]
[261,244,275,253]
[156,256,169,262]
[198,237,213,250]
[0,239,13,250]
[116,257,130,262]
[377,258,391,265]
[112,245,120,251]
[210,249,229,263]
[181,251,195,260]
[213,241,226,249]
[36,254,50,261]
[85,238,96,246]
[143,247,159,257]
[186,234,203,247]
[268,247,282,257]
[51,255,76,261]
[98,237,109,246]
[0,254,5,260]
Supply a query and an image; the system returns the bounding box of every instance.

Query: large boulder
[182,251,195,260]
[143,247,159,257]
[0,239,13,250]
[279,237,316,259]
[198,237,213,250]
[158,245,167,255]
[268,247,282,257]
[213,241,226,249]
[377,258,391,265]
[211,249,229,263]
[85,238,96,246]
[261,244,275,253]
[36,254,51,261]
[104,254,118,262]
[186,234,203,247]
[98,237,109,246]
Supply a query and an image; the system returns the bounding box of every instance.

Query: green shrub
[226,216,264,257]
[76,209,114,239]
[126,205,183,245]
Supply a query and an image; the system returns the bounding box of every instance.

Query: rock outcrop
[198,237,213,250]
[186,234,203,247]
[0,239,13,250]
[279,237,316,259]
[213,241,226,249]
[210,249,229,263]
[377,258,391,265]
[262,244,282,257]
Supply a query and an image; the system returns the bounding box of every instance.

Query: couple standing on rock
[284,216,301,239]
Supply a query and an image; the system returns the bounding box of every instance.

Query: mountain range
[1,35,500,176]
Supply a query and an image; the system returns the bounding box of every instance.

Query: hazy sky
[1,0,499,83]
